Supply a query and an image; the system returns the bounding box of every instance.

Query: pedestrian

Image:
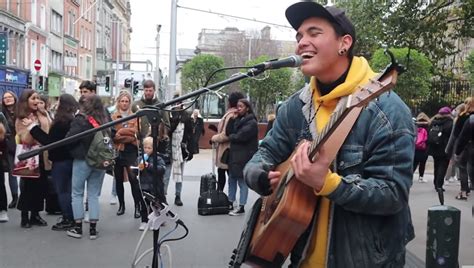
[427,106,453,191]
[24,93,79,230]
[169,105,193,206]
[226,98,258,216]
[190,109,204,154]
[137,137,166,231]
[65,95,109,240]
[1,91,19,209]
[413,112,430,183]
[16,89,51,228]
[211,91,245,192]
[131,80,169,139]
[451,97,474,200]
[0,113,8,222]
[453,113,473,200]
[265,113,276,136]
[244,2,415,267]
[111,91,142,218]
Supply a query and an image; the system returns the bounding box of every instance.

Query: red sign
[34,59,42,71]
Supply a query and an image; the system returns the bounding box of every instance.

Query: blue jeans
[228,176,248,206]
[71,159,105,222]
[51,160,74,220]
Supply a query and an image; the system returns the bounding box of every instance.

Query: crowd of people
[413,97,474,200]
[0,79,216,239]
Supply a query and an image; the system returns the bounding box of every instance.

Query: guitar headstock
[348,49,403,108]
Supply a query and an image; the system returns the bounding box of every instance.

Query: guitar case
[197,190,230,215]
[197,143,230,216]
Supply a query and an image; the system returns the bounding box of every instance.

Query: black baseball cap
[285,2,356,44]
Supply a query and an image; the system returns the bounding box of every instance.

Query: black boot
[30,212,48,226]
[8,194,18,209]
[174,195,183,206]
[20,211,31,228]
[134,203,141,219]
[117,204,125,216]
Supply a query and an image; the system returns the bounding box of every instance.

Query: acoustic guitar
[229,50,405,268]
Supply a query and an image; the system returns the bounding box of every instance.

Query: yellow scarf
[301,56,376,268]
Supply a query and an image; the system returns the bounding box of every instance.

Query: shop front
[0,66,29,98]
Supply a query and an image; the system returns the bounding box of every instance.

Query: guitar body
[246,155,317,267]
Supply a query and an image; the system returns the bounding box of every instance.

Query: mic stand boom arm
[18,67,265,161]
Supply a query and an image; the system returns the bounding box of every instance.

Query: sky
[129,0,299,73]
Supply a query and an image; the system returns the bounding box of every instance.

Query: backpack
[427,122,446,146]
[85,116,117,170]
[415,127,428,150]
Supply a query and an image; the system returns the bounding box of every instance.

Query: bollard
[425,205,460,268]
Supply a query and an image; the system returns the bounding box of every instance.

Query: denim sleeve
[328,98,415,215]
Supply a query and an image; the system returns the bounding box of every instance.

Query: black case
[198,190,230,215]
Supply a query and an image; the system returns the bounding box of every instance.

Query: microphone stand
[18,67,265,268]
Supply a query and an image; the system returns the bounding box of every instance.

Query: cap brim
[285,2,337,30]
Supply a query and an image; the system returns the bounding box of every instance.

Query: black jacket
[226,113,258,178]
[427,115,453,157]
[455,114,473,156]
[30,120,73,162]
[66,114,95,160]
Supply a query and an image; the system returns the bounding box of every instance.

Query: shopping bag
[13,144,40,178]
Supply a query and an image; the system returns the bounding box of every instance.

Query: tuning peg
[232,249,237,254]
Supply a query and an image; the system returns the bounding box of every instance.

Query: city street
[1,150,473,268]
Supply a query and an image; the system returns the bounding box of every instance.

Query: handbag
[220,148,230,165]
[13,143,41,178]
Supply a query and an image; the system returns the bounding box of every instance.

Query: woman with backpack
[65,95,109,240]
[111,91,142,218]
[23,94,79,230]
[413,112,430,183]
[427,107,453,191]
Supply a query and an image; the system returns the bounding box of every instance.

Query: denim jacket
[244,85,415,268]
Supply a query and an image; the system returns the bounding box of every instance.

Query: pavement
[0,150,473,268]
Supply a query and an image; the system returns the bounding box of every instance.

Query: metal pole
[155,24,161,99]
[115,21,120,96]
[168,0,177,101]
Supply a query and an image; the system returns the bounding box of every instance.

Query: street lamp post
[168,0,178,101]
[155,24,161,99]
[115,20,121,96]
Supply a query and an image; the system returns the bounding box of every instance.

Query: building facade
[0,0,131,99]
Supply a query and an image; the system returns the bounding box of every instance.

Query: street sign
[34,59,42,71]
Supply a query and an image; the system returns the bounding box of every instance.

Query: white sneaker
[418,177,427,183]
[139,222,147,231]
[448,177,456,183]
[84,212,90,223]
[0,211,8,222]
[110,196,117,205]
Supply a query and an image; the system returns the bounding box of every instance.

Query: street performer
[244,2,415,267]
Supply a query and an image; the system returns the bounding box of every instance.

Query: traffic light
[37,76,44,91]
[105,76,110,92]
[124,78,131,88]
[133,81,139,95]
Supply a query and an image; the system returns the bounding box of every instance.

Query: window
[30,40,37,70]
[31,0,37,25]
[51,10,62,34]
[51,50,62,71]
[40,5,46,30]
[86,56,92,79]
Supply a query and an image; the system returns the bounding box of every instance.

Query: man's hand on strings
[291,140,331,192]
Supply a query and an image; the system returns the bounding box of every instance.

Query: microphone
[252,55,302,70]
